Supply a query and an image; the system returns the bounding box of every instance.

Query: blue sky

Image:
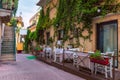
[16,0,40,28]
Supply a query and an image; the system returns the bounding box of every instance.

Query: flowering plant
[90,50,103,60]
[35,45,43,51]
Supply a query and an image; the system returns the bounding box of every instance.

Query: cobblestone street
[0,54,85,80]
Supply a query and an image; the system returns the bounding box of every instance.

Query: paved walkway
[0,54,85,80]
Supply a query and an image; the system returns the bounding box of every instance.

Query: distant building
[28,12,40,32]
[16,16,24,53]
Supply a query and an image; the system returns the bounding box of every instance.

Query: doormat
[26,56,36,60]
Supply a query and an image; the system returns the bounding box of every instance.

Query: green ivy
[35,0,120,47]
[10,17,17,26]
[53,0,120,46]
[36,7,52,44]
[29,31,37,41]
[24,30,31,52]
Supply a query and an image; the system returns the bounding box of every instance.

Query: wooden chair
[94,52,114,78]
[73,53,78,67]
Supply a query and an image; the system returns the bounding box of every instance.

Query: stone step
[4,36,14,38]
[2,41,14,43]
[4,32,14,34]
[5,28,13,30]
[2,48,14,51]
[4,30,13,32]
[5,26,14,30]
[4,37,14,39]
[1,47,14,50]
[4,33,14,36]
[4,35,14,37]
[1,51,14,53]
[2,44,14,46]
[4,38,14,40]
[4,31,13,32]
[2,46,14,48]
[0,54,15,61]
[1,48,14,52]
[3,39,14,41]
[2,43,14,45]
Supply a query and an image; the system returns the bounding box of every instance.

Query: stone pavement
[0,54,85,80]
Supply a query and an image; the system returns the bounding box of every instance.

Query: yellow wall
[29,25,36,32]
[41,0,120,68]
[29,12,40,32]
[17,43,23,50]
[43,0,120,50]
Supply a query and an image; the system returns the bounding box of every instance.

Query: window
[58,29,64,40]
[74,28,79,37]
[96,20,118,67]
[46,32,50,45]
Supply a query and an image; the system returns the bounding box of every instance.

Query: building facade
[28,12,40,32]
[0,0,18,61]
[36,0,120,69]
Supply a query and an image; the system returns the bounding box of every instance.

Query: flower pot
[90,58,109,65]
[39,50,43,52]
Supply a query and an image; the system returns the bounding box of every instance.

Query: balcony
[0,0,14,10]
[0,0,15,15]
[0,0,15,22]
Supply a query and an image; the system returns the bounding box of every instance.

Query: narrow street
[0,54,85,80]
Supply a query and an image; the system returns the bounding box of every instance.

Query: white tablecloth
[76,52,90,69]
[54,49,74,62]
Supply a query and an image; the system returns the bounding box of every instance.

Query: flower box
[90,58,109,65]
[38,50,43,52]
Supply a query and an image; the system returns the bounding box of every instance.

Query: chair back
[54,48,63,54]
[106,51,114,66]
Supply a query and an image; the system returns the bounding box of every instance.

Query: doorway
[96,20,118,67]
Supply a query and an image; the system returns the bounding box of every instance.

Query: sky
[16,0,40,28]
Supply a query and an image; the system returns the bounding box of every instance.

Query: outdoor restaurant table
[64,50,74,60]
[54,48,63,62]
[54,49,74,62]
[43,47,52,58]
[74,52,90,69]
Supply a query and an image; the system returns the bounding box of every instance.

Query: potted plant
[34,45,43,55]
[90,50,109,65]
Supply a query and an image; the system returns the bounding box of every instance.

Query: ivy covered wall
[36,0,120,50]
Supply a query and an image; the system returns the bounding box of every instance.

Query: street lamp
[97,8,101,13]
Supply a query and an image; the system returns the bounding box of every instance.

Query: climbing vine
[29,31,37,41]
[53,0,120,47]
[36,7,52,44]
[24,30,31,52]
[35,0,120,47]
